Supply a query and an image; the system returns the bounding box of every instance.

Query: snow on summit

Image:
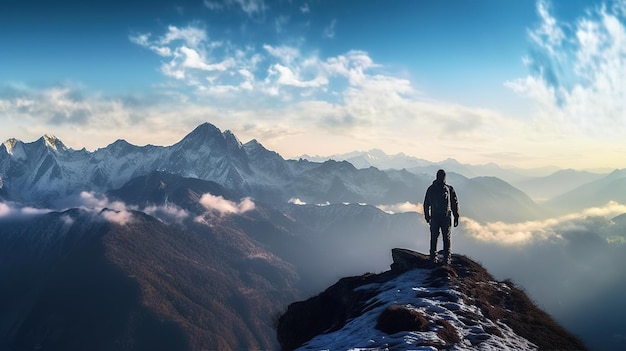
[298,271,534,350]
[277,249,586,351]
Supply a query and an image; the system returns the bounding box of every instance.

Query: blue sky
[1,0,625,170]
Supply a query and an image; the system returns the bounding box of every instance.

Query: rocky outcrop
[276,248,586,351]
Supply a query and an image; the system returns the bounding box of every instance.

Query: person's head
[436,169,446,182]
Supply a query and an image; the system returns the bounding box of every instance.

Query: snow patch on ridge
[2,138,26,159]
[296,268,537,351]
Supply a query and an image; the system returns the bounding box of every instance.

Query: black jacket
[423,180,459,220]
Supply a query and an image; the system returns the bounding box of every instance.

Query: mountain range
[0,122,558,223]
[301,148,626,210]
[1,122,623,349]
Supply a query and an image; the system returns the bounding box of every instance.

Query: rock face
[276,248,586,351]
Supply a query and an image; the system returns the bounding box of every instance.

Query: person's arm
[450,186,459,226]
[423,188,431,223]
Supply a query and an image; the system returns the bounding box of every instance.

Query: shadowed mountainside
[0,209,300,350]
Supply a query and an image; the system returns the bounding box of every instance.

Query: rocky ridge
[277,248,586,351]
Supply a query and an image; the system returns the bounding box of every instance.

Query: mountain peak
[277,248,585,351]
[186,122,222,139]
[43,134,67,151]
[2,138,21,155]
[175,122,229,150]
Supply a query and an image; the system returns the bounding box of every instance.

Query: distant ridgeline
[277,248,586,351]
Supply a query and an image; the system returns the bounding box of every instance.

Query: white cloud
[20,206,52,215]
[159,25,207,47]
[268,63,328,88]
[507,0,626,139]
[0,202,11,217]
[231,0,267,18]
[288,198,306,205]
[179,46,235,72]
[143,204,190,224]
[199,193,255,216]
[462,201,626,245]
[263,44,300,65]
[0,201,52,218]
[61,214,75,226]
[529,0,565,56]
[377,202,423,215]
[78,191,128,212]
[101,209,134,225]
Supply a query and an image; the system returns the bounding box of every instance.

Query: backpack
[430,183,451,216]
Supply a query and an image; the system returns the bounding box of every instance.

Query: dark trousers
[429,214,451,260]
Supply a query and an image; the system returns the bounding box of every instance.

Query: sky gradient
[1,0,625,170]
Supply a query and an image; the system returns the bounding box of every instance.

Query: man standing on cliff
[423,169,459,265]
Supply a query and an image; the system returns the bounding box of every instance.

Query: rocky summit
[276,248,586,351]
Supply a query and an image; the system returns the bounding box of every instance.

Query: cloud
[101,209,134,225]
[203,1,223,11]
[199,193,256,216]
[0,202,11,217]
[377,202,423,215]
[267,63,328,88]
[461,201,626,245]
[0,201,52,218]
[529,0,565,56]
[324,19,337,38]
[159,25,207,47]
[0,85,93,126]
[506,0,626,139]
[78,191,128,212]
[61,214,75,226]
[288,198,306,205]
[65,192,136,225]
[203,0,267,19]
[231,0,267,19]
[143,204,190,224]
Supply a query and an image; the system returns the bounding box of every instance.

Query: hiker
[423,169,459,265]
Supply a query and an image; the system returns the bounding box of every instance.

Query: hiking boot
[430,256,439,265]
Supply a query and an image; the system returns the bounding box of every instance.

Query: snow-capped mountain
[0,122,548,223]
[277,249,585,351]
[0,123,267,204]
